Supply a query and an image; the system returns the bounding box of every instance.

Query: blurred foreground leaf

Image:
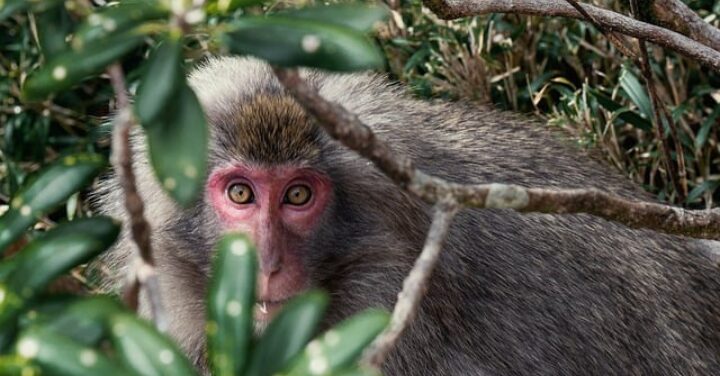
[245,291,328,376]
[207,234,257,376]
[0,154,106,253]
[224,16,384,71]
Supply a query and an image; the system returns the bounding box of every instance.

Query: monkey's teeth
[258,302,268,314]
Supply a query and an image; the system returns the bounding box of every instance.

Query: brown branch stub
[423,0,720,72]
[107,64,168,331]
[361,200,459,369]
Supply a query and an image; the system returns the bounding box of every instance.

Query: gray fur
[95,57,720,375]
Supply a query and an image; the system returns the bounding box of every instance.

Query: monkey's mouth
[254,299,288,321]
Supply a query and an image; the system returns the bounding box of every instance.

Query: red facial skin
[207,164,332,322]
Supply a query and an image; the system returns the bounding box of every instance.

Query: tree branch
[273,66,720,368]
[107,64,168,332]
[362,201,459,368]
[273,68,720,240]
[650,0,720,53]
[422,0,720,72]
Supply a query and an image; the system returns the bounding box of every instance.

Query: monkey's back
[306,62,720,375]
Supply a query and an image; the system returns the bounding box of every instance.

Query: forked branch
[272,67,720,369]
[422,0,720,72]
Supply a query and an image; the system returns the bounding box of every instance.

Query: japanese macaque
[96,57,720,375]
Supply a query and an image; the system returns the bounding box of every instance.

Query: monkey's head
[205,93,332,322]
[162,57,419,327]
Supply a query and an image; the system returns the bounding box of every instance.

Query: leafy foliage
[380,0,720,207]
[0,0,718,374]
[0,0,390,374]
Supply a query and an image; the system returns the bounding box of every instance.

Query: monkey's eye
[284,185,312,206]
[227,183,254,204]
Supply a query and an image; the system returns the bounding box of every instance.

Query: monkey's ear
[207,233,257,375]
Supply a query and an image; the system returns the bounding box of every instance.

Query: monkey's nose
[259,255,282,276]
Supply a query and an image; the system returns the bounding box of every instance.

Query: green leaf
[109,313,197,376]
[0,0,62,22]
[589,89,651,131]
[72,0,169,50]
[207,234,257,376]
[22,32,144,100]
[245,291,328,376]
[223,16,384,71]
[27,295,124,346]
[285,309,389,376]
[143,82,208,206]
[0,355,40,376]
[135,37,185,125]
[207,0,264,14]
[278,4,388,32]
[15,328,128,376]
[3,217,120,297]
[0,217,119,346]
[685,179,720,204]
[695,105,720,149]
[619,65,652,121]
[0,153,106,253]
[35,5,74,59]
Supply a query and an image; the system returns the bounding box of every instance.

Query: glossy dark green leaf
[223,16,384,71]
[3,217,120,297]
[72,0,168,50]
[22,32,144,100]
[135,38,185,125]
[0,153,106,254]
[207,0,263,14]
[109,313,197,376]
[143,83,208,206]
[278,4,388,32]
[26,295,124,346]
[0,355,40,376]
[15,328,128,376]
[207,234,257,376]
[286,309,389,376]
[0,0,62,21]
[246,291,328,376]
[35,5,74,59]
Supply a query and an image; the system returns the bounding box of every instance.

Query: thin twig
[629,0,688,202]
[422,0,720,72]
[107,64,168,332]
[563,0,637,58]
[362,201,459,368]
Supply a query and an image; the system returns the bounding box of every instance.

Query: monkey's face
[206,163,332,321]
